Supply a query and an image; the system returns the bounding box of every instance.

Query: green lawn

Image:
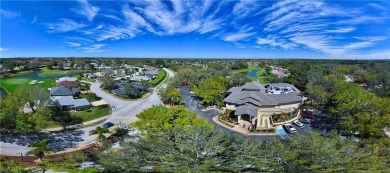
[70,106,110,122]
[39,68,87,76]
[47,106,110,128]
[0,70,34,79]
[149,69,167,87]
[0,78,55,93]
[232,65,270,83]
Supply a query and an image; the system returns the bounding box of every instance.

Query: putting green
[0,78,55,93]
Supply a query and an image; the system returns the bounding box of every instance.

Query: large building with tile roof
[224,82,303,129]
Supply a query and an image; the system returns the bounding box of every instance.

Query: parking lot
[179,85,334,140]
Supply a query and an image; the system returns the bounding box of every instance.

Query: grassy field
[0,78,55,93]
[70,106,110,122]
[0,70,34,79]
[47,106,110,128]
[232,65,270,83]
[149,69,167,87]
[39,68,87,76]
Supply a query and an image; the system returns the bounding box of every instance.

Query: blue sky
[1,0,390,59]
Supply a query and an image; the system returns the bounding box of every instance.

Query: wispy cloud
[222,27,255,42]
[0,9,20,19]
[65,42,82,47]
[259,0,388,55]
[325,27,356,33]
[233,0,261,19]
[80,44,108,53]
[353,36,387,42]
[257,36,296,49]
[0,47,5,52]
[73,0,99,21]
[46,19,87,33]
[31,15,37,24]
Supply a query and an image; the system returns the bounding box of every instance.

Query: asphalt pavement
[0,68,174,155]
[180,85,315,141]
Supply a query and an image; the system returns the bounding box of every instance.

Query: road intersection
[0,68,174,155]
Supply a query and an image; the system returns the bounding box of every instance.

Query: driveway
[0,68,174,155]
[180,85,314,141]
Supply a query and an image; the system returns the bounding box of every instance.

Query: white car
[284,124,297,133]
[300,118,312,124]
[293,120,305,128]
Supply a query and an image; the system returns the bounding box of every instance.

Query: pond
[0,87,7,98]
[12,70,78,80]
[247,69,258,78]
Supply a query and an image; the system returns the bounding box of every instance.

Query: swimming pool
[277,128,287,135]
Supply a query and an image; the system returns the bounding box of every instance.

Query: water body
[12,70,78,80]
[0,87,7,98]
[247,69,258,78]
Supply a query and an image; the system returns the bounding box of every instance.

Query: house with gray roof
[51,96,91,110]
[49,86,80,96]
[224,82,303,129]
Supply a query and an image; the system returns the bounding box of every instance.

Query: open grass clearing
[0,78,55,93]
[39,68,87,77]
[47,106,110,128]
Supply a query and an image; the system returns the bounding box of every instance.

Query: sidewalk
[42,115,110,132]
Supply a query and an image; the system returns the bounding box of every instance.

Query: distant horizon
[2,56,390,61]
[1,0,390,59]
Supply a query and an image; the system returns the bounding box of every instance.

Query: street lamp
[16,152,24,162]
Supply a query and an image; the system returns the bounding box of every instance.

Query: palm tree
[26,139,52,161]
[89,126,110,142]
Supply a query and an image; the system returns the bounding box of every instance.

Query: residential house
[51,96,91,110]
[57,76,77,82]
[49,86,80,96]
[130,75,150,81]
[224,82,302,130]
[83,72,97,79]
[144,69,159,79]
[94,72,105,77]
[56,80,77,87]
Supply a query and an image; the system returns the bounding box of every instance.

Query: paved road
[180,85,314,141]
[0,68,174,155]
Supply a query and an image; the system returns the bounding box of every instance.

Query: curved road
[0,68,174,155]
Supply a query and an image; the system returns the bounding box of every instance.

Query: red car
[300,113,315,119]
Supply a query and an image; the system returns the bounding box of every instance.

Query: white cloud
[0,47,5,52]
[80,44,108,53]
[259,0,388,55]
[46,19,87,33]
[257,36,296,49]
[223,32,255,42]
[65,42,82,47]
[0,9,20,19]
[31,15,37,24]
[233,0,260,19]
[353,36,387,42]
[74,0,99,21]
[325,27,356,33]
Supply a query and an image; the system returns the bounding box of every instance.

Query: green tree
[158,85,182,105]
[89,126,110,142]
[130,105,213,138]
[331,80,390,138]
[99,76,115,90]
[120,84,138,98]
[14,85,49,113]
[26,139,52,161]
[194,75,228,105]
[305,82,331,104]
[229,73,250,87]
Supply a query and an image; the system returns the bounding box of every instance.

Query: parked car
[283,124,297,133]
[103,122,114,128]
[302,108,314,114]
[300,118,312,124]
[292,120,305,128]
[301,113,315,119]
